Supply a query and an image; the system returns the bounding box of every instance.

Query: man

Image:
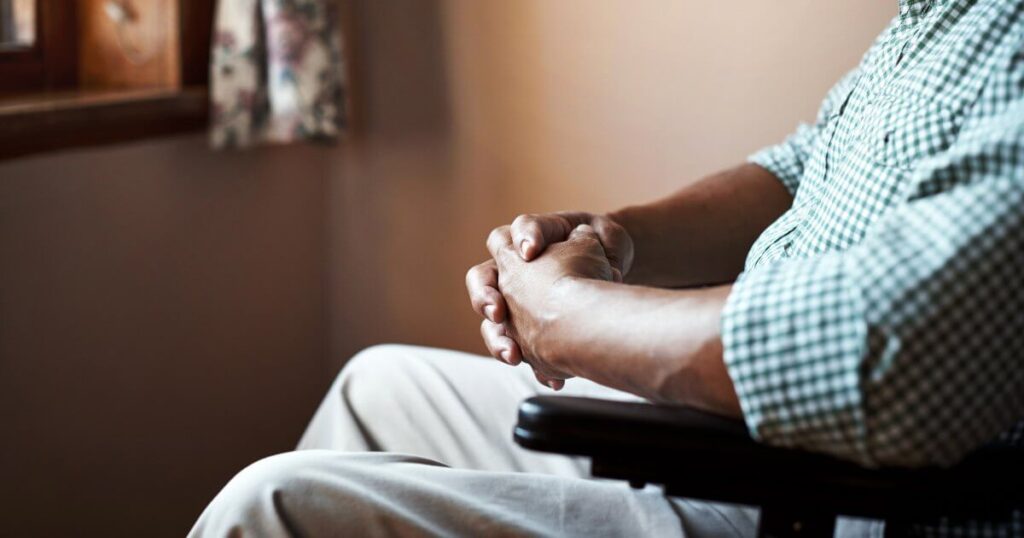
[191,1,1024,536]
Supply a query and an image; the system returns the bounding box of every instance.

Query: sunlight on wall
[326,0,896,365]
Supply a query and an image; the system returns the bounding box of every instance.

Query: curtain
[210,0,346,148]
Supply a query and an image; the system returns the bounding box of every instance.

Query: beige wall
[0,1,894,536]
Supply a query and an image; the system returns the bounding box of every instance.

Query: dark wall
[0,136,330,536]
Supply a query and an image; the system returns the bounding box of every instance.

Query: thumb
[569,224,620,283]
[591,216,634,276]
[510,213,589,261]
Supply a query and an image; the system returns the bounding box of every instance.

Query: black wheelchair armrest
[514,396,1023,526]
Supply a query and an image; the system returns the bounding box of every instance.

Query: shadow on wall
[327,0,474,371]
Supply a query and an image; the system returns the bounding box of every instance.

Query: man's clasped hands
[465,212,633,390]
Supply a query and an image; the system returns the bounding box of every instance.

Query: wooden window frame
[0,0,214,160]
[0,0,76,95]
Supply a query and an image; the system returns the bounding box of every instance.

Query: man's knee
[332,344,426,419]
[339,344,418,384]
[191,452,324,537]
[191,452,453,537]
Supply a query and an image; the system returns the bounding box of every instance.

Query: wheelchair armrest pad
[513,395,863,477]
[514,395,753,456]
[513,396,1024,519]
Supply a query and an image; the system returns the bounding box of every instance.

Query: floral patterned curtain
[210,0,346,148]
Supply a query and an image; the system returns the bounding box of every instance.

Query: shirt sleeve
[722,97,1024,468]
[749,69,860,196]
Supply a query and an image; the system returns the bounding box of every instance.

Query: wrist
[532,275,588,375]
[662,285,739,414]
[602,209,627,229]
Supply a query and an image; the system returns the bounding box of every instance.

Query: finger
[533,370,565,391]
[486,225,515,263]
[465,261,507,323]
[510,214,574,261]
[591,215,634,275]
[480,319,522,366]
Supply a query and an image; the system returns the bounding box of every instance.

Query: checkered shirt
[720,0,1024,534]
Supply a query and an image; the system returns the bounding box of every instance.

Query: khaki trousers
[188,344,882,537]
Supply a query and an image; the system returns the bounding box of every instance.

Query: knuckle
[572,229,598,243]
[486,226,510,246]
[465,264,485,286]
[511,214,533,229]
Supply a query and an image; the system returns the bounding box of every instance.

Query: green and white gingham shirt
[722,0,1023,533]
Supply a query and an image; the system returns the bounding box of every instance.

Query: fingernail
[520,239,533,257]
[500,349,512,363]
[484,304,497,321]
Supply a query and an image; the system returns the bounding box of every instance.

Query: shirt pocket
[864,94,961,171]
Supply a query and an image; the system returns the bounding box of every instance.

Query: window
[0,1,214,159]
[0,0,36,49]
[0,0,73,95]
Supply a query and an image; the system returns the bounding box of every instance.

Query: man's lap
[190,449,758,537]
[189,344,876,537]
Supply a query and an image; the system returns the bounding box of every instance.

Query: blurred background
[0,1,892,536]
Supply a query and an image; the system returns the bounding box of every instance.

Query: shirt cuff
[747,125,814,196]
[721,254,872,463]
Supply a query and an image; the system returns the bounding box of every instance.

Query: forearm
[541,277,742,418]
[608,163,791,288]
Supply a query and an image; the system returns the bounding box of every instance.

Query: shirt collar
[898,0,933,24]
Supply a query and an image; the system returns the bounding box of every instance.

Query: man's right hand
[509,212,634,278]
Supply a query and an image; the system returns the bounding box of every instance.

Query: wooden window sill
[0,86,208,160]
